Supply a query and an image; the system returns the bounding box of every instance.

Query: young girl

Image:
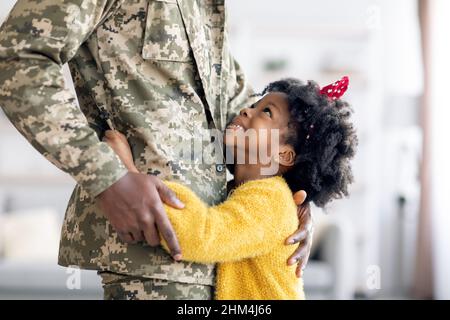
[104,77,357,300]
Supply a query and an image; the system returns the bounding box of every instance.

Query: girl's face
[224,92,295,169]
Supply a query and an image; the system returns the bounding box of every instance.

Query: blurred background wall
[0,0,449,300]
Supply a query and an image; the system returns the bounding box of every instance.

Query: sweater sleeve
[161,177,298,264]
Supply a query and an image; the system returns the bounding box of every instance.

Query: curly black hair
[262,78,358,208]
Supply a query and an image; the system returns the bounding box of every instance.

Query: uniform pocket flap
[142,0,192,62]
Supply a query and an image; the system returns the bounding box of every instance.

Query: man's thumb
[158,183,185,209]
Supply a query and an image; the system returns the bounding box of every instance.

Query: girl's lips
[226,123,245,131]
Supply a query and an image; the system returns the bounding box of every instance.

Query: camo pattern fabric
[0,0,256,290]
[99,271,213,300]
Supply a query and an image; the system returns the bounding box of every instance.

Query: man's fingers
[117,231,135,244]
[142,222,160,247]
[285,229,307,245]
[153,182,182,259]
[152,204,181,260]
[157,183,184,209]
[131,228,144,243]
[293,190,307,206]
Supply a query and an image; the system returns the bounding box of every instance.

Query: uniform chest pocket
[142,0,193,62]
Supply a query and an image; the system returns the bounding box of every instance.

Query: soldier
[0,0,312,299]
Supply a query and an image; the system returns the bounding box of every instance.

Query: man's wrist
[118,154,139,173]
[127,166,140,174]
[80,143,130,198]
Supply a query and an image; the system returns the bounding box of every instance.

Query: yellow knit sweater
[161,176,305,300]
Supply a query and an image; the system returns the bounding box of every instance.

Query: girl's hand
[103,130,139,173]
[285,191,313,278]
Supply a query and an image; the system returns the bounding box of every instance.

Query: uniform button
[216,164,224,173]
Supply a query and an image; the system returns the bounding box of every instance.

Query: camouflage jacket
[0,0,255,285]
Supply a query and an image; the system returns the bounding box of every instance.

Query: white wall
[429,0,450,300]
[227,0,424,298]
[0,0,15,22]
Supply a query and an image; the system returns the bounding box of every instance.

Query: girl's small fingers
[296,264,307,278]
[288,256,300,266]
[297,243,312,277]
[300,254,309,271]
[298,209,311,223]
[285,229,307,245]
[294,251,310,278]
[105,130,114,137]
[287,246,307,266]
[293,190,307,205]
[117,231,135,244]
[296,265,302,278]
[105,130,123,140]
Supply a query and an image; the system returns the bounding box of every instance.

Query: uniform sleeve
[161,179,298,264]
[0,0,128,198]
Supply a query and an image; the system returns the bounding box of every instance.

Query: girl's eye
[250,104,256,109]
[263,107,272,118]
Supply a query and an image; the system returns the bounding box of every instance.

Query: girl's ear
[277,145,296,167]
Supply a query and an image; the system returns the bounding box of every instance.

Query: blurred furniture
[0,108,105,299]
[303,213,357,300]
[0,262,103,300]
[0,207,103,300]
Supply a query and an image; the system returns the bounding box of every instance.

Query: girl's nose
[239,107,251,118]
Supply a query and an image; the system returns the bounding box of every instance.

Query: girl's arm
[161,178,298,264]
[103,130,298,263]
[103,130,139,173]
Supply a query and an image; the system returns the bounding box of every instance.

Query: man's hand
[97,131,185,261]
[285,191,313,278]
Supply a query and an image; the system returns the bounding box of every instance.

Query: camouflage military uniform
[0,0,255,299]
[98,271,214,300]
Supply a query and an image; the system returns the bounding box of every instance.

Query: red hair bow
[320,76,349,100]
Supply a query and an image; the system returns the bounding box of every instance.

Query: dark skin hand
[228,180,313,278]
[96,171,185,261]
[288,197,313,278]
[103,130,313,275]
